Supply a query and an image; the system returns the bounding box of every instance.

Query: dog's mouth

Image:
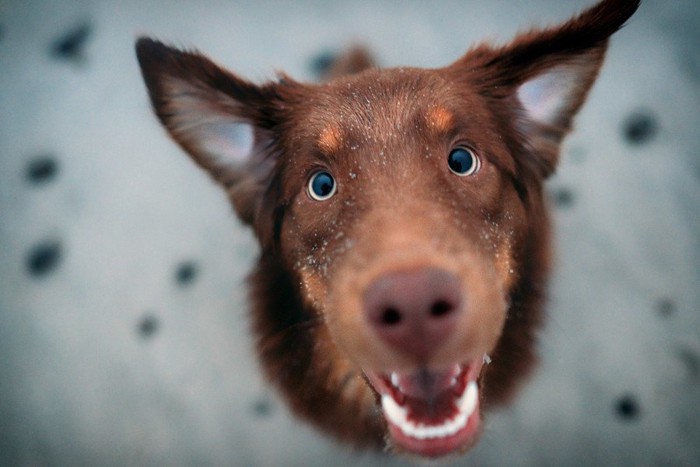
[364,355,488,458]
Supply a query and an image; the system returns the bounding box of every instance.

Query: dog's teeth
[391,372,400,388]
[381,381,479,441]
[459,381,478,417]
[483,353,492,365]
[382,393,407,425]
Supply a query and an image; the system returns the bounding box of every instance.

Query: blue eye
[308,171,337,201]
[447,147,480,176]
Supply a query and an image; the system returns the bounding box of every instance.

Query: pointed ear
[449,0,639,177]
[135,38,290,224]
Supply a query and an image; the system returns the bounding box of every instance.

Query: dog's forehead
[302,68,462,154]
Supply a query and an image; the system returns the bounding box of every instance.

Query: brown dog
[136,0,639,458]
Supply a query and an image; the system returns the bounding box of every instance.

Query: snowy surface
[1,0,699,465]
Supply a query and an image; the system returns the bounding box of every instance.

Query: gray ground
[1,0,699,465]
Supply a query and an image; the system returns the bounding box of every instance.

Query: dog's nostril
[381,307,402,325]
[430,300,453,318]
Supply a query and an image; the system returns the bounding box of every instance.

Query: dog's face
[136,0,638,458]
[273,72,526,454]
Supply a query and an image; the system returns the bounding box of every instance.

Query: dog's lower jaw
[364,356,487,458]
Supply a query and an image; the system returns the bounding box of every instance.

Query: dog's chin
[364,355,487,459]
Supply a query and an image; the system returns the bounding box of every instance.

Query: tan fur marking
[318,124,343,153]
[495,240,516,290]
[427,106,454,133]
[298,268,327,309]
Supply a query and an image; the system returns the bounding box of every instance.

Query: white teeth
[381,381,478,440]
[391,372,400,388]
[483,353,492,365]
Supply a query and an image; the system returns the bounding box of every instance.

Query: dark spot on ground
[50,21,92,62]
[676,346,700,381]
[309,49,337,77]
[175,261,198,286]
[615,394,640,421]
[656,297,675,317]
[551,187,575,208]
[623,110,659,146]
[251,398,273,417]
[138,314,159,339]
[26,240,62,277]
[26,156,58,185]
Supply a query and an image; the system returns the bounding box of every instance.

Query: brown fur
[136,0,639,457]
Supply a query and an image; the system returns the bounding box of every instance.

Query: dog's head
[136,0,638,458]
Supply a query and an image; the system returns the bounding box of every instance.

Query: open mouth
[364,355,488,458]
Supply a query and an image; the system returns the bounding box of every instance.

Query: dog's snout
[364,268,463,360]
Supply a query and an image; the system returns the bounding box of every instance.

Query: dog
[136,0,639,458]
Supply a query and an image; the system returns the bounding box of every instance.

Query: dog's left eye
[308,171,337,201]
[447,147,480,176]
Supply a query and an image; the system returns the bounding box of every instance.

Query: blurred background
[1,0,699,465]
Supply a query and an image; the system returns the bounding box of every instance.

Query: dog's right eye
[308,171,337,201]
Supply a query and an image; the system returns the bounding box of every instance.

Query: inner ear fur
[135,38,295,224]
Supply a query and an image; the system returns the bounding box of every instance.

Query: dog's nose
[364,268,463,361]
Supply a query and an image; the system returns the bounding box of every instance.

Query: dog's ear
[449,0,639,177]
[135,38,295,225]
